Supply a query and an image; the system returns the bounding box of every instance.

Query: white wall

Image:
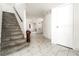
[26,17,43,34]
[14,4,27,38]
[51,4,73,48]
[73,4,79,50]
[0,4,15,13]
[0,6,2,44]
[0,4,27,38]
[43,12,51,39]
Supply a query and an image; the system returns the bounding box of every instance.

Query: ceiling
[26,3,62,18]
[0,3,62,18]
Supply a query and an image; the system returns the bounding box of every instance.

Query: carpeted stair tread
[1,12,27,56]
[1,42,27,56]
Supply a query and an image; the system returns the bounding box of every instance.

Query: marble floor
[7,34,79,56]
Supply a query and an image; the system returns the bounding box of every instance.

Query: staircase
[1,12,27,56]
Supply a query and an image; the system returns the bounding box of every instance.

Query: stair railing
[13,7,23,22]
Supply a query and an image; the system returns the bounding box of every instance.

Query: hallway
[7,34,79,56]
[0,3,79,56]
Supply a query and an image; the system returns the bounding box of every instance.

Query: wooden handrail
[13,7,23,22]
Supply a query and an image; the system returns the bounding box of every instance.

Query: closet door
[51,4,73,48]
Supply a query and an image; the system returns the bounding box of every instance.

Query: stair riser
[3,15,17,21]
[3,19,17,23]
[10,35,24,39]
[7,29,21,32]
[3,21,18,24]
[3,23,18,26]
[2,28,19,31]
[3,19,17,22]
[11,32,22,35]
[2,27,20,30]
[4,25,20,28]
[2,34,23,42]
[1,42,27,56]
[3,13,16,18]
[2,39,26,45]
[2,40,26,48]
[1,12,26,55]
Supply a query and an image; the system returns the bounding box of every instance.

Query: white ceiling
[0,3,62,18]
[26,3,62,18]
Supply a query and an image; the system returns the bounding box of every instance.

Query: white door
[51,4,73,48]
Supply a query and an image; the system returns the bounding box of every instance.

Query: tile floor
[7,34,79,56]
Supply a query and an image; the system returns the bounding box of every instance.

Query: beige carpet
[7,34,79,56]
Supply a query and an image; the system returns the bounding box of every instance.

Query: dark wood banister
[13,7,23,22]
